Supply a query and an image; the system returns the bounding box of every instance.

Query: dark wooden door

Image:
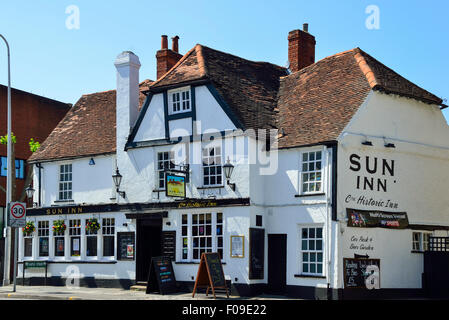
[268,234,287,294]
[136,218,162,282]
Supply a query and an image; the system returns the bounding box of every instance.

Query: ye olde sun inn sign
[17,24,449,299]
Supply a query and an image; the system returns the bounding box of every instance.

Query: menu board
[192,252,229,299]
[343,258,380,289]
[161,231,176,260]
[204,252,226,287]
[249,228,264,279]
[117,232,135,260]
[146,256,177,295]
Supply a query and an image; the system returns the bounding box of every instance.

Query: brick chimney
[156,35,183,79]
[288,23,316,73]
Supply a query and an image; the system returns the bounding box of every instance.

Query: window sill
[295,193,325,198]
[19,260,118,264]
[175,261,226,265]
[197,186,224,190]
[294,274,326,279]
[53,200,75,204]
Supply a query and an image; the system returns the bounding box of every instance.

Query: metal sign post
[9,202,26,292]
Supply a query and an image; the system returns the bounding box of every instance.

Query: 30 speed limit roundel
[11,202,26,219]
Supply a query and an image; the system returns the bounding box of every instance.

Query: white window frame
[58,163,73,201]
[202,145,223,187]
[299,225,324,276]
[102,218,115,258]
[37,220,49,258]
[180,212,224,262]
[300,150,323,195]
[412,231,432,252]
[168,86,191,115]
[156,151,175,190]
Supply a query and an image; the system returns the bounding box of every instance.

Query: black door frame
[135,216,163,282]
[267,233,287,294]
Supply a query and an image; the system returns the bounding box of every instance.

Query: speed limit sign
[9,202,27,228]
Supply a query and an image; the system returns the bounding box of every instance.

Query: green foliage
[0,133,16,145]
[29,138,41,153]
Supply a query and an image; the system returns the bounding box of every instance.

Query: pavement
[0,284,297,300]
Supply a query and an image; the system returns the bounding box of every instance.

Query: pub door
[267,234,287,294]
[136,217,162,282]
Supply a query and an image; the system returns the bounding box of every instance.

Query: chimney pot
[303,23,308,32]
[161,35,168,50]
[172,36,179,53]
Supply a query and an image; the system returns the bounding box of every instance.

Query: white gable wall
[134,93,165,141]
[195,85,237,134]
[336,91,449,290]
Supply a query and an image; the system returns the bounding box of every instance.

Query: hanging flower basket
[22,221,35,236]
[85,218,100,233]
[52,219,66,234]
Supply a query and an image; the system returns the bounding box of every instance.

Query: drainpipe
[326,147,332,298]
[36,163,42,207]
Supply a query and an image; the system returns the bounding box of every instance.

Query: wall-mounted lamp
[25,184,35,199]
[166,221,171,226]
[112,168,126,198]
[89,158,95,165]
[25,184,36,207]
[223,158,236,191]
[384,143,395,148]
[361,140,373,146]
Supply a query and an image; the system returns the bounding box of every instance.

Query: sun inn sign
[349,154,395,193]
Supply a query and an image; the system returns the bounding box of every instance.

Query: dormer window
[168,87,191,115]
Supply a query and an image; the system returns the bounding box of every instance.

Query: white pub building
[19,25,449,299]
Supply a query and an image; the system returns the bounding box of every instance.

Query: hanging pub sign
[347,208,409,229]
[166,174,186,198]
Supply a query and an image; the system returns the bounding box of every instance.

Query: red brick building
[0,84,70,248]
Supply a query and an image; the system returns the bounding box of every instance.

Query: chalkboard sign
[343,258,380,289]
[249,228,264,279]
[161,231,176,260]
[192,252,229,299]
[117,232,135,261]
[146,256,177,295]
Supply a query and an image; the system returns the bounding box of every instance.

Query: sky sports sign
[347,208,409,229]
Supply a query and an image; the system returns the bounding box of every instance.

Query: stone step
[130,285,147,292]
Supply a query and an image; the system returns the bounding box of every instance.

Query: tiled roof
[151,44,288,130]
[276,48,443,148]
[29,81,150,162]
[30,44,445,161]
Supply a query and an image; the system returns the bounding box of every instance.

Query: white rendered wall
[33,155,115,207]
[195,85,236,134]
[336,91,449,289]
[133,93,165,141]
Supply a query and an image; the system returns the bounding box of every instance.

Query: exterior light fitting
[223,158,236,191]
[89,158,95,165]
[112,168,126,198]
[25,184,35,199]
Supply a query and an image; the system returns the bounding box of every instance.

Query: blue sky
[0,1,448,120]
